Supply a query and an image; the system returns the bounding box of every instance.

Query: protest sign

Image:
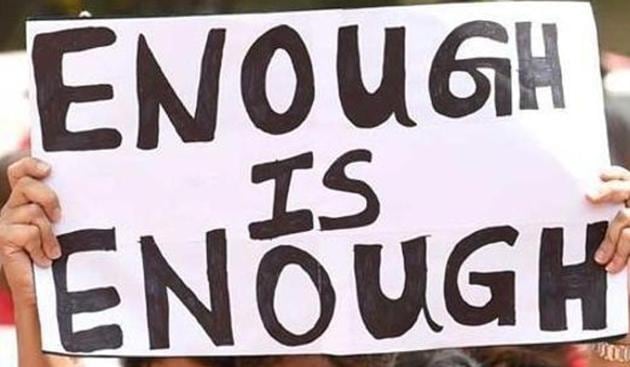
[27,1,628,357]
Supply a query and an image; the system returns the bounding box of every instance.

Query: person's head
[121,350,489,367]
[123,354,398,367]
[467,345,568,367]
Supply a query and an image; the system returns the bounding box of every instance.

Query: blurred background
[1,0,629,53]
[0,0,629,366]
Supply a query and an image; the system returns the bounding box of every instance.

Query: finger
[587,180,630,203]
[606,254,627,274]
[33,215,61,260]
[3,204,61,260]
[25,236,52,269]
[603,208,630,255]
[594,236,616,265]
[6,157,50,189]
[5,177,61,222]
[606,229,630,273]
[0,224,50,267]
[600,166,630,182]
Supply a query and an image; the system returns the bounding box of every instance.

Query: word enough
[32,21,564,153]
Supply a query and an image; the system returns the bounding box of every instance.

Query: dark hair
[467,345,569,367]
[124,357,236,367]
[395,349,479,367]
[122,354,399,367]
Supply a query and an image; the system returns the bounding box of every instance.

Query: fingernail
[52,246,62,259]
[39,258,52,268]
[595,250,606,263]
[605,264,613,272]
[37,161,50,173]
[586,189,600,200]
[606,262,619,273]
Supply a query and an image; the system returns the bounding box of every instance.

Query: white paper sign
[27,1,628,357]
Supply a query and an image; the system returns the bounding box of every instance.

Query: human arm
[0,157,74,367]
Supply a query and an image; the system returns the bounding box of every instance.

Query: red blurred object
[602,51,630,72]
[566,345,588,367]
[0,290,13,325]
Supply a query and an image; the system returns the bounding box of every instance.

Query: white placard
[27,1,628,357]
